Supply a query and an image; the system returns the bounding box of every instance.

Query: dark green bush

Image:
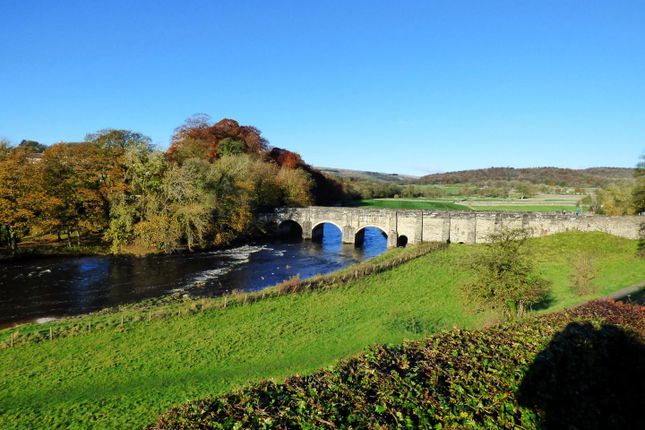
[151,300,644,429]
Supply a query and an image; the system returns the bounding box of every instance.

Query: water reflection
[0,229,387,327]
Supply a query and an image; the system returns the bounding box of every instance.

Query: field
[355,193,589,213]
[0,232,643,428]
[355,199,470,211]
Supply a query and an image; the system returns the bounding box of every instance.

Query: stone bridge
[260,207,642,248]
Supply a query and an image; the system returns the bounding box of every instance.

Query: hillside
[421,166,635,187]
[318,167,418,183]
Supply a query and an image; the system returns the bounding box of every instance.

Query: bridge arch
[277,220,303,240]
[354,225,388,248]
[311,221,343,243]
[396,235,408,247]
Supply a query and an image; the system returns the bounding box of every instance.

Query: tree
[18,140,47,153]
[593,184,635,215]
[633,155,645,257]
[268,147,304,169]
[217,138,246,157]
[633,154,645,214]
[104,144,165,252]
[167,115,268,163]
[468,228,551,319]
[277,167,313,207]
[85,129,151,152]
[41,142,111,244]
[0,147,55,251]
[134,159,214,252]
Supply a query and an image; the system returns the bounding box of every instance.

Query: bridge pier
[301,220,312,240]
[342,225,355,245]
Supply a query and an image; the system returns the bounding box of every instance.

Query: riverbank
[0,242,441,345]
[0,232,643,429]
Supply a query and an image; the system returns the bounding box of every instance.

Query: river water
[0,225,387,328]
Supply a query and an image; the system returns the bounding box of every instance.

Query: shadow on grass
[532,292,554,311]
[517,322,645,429]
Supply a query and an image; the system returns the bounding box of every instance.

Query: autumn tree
[167,115,268,163]
[41,142,114,244]
[0,146,55,251]
[268,147,304,169]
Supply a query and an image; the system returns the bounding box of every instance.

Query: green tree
[104,144,165,252]
[134,159,214,252]
[634,155,645,257]
[216,138,245,157]
[593,184,635,215]
[277,167,313,207]
[468,228,551,319]
[633,154,645,214]
[18,140,47,153]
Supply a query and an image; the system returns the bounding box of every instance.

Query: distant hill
[317,167,418,183]
[420,167,635,188]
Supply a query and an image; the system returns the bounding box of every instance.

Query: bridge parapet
[260,207,641,248]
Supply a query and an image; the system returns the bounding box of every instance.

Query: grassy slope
[0,233,644,429]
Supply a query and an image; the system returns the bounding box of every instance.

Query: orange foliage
[167,115,268,162]
[269,147,304,169]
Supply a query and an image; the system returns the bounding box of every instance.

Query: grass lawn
[355,199,471,211]
[0,232,643,429]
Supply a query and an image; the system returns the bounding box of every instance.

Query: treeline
[340,179,542,200]
[0,116,344,254]
[421,166,634,188]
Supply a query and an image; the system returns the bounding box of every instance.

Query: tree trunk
[8,227,17,253]
[76,231,81,246]
[66,230,72,248]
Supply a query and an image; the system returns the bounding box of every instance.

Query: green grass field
[354,195,587,213]
[356,199,471,211]
[0,232,643,429]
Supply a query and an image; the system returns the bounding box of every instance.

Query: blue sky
[1,1,643,175]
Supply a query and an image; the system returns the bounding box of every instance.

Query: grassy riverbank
[1,232,644,429]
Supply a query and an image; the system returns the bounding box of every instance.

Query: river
[0,225,387,328]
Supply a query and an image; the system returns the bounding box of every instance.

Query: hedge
[151,300,644,429]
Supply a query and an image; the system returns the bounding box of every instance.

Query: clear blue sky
[1,1,644,175]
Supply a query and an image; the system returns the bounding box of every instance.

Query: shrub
[572,251,597,294]
[468,228,551,319]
